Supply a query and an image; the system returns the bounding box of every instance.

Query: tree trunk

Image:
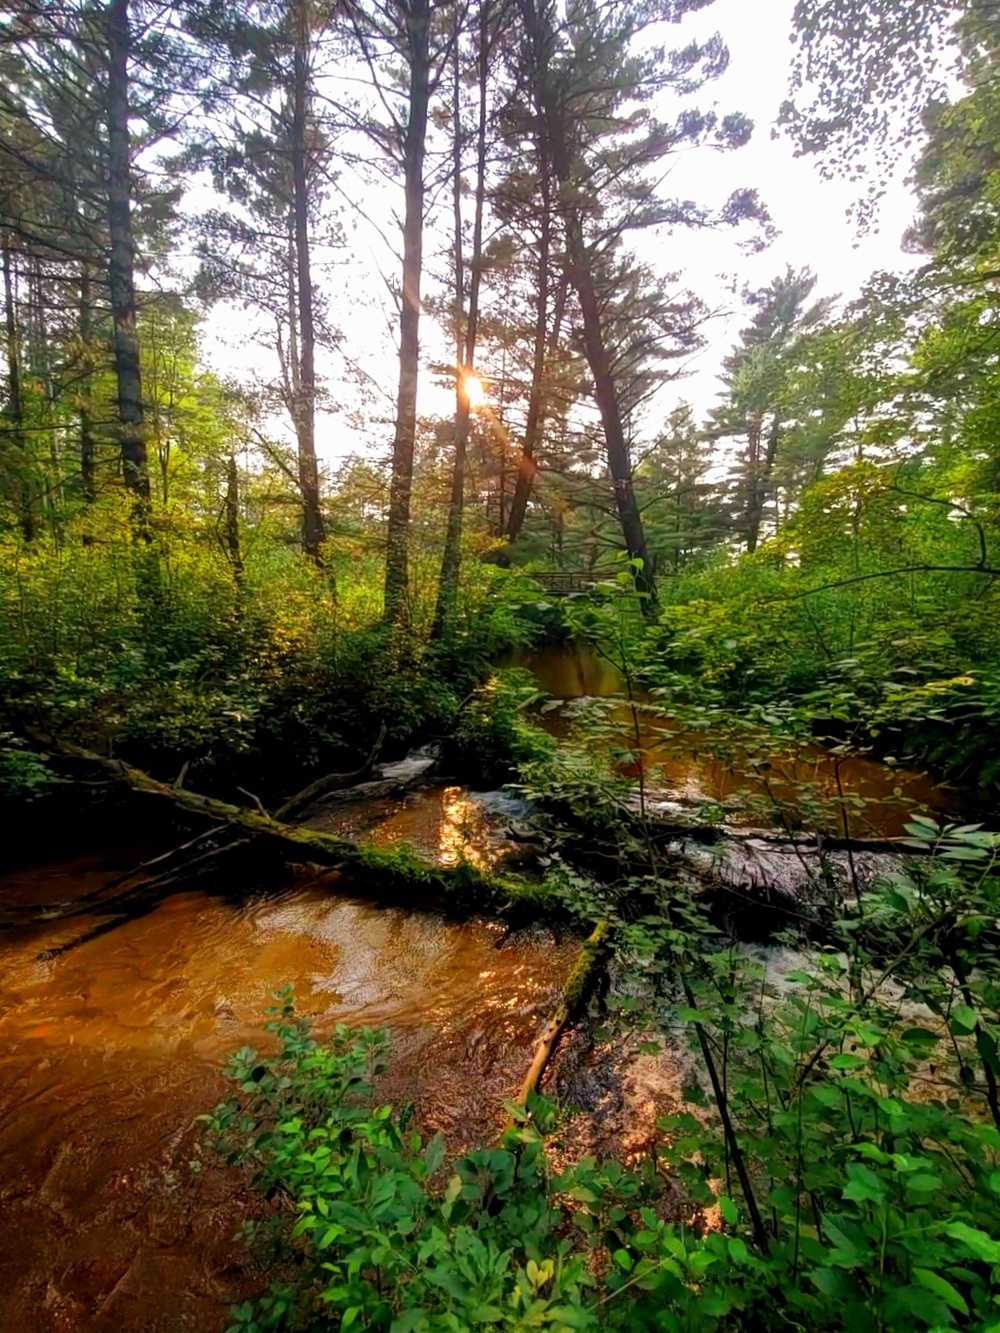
[79,262,97,504]
[106,0,149,517]
[224,453,243,580]
[2,237,35,541]
[746,413,779,554]
[505,251,567,547]
[433,3,489,640]
[516,0,656,610]
[566,221,656,609]
[383,0,430,625]
[29,256,62,522]
[291,0,326,562]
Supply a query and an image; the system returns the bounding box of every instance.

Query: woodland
[3,0,1000,1330]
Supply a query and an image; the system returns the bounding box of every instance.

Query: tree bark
[291,0,326,562]
[79,262,97,504]
[565,219,656,608]
[1,235,36,540]
[224,453,243,580]
[505,256,567,547]
[433,2,489,640]
[745,413,779,554]
[513,920,609,1111]
[29,255,62,520]
[383,0,430,625]
[106,0,149,517]
[515,0,656,610]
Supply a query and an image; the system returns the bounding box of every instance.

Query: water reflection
[507,641,955,839]
[0,856,575,1331]
[317,784,515,869]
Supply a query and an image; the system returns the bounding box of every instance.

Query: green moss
[345,841,566,924]
[562,920,611,1014]
[353,841,438,885]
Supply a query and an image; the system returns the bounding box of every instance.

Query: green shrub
[450,670,555,784]
[211,821,1000,1332]
[0,732,54,798]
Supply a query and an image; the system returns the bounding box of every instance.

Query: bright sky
[198,0,924,471]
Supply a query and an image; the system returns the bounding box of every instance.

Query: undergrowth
[208,816,1000,1331]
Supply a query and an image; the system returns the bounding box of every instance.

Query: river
[0,643,959,1329]
[506,640,954,838]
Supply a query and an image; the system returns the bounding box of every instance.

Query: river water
[0,842,579,1329]
[0,643,958,1329]
[507,641,953,838]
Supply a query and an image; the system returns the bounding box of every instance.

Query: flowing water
[0,642,962,1329]
[0,839,579,1330]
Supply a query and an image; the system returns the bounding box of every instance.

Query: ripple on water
[0,856,577,1331]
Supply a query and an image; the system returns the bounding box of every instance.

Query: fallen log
[47,740,561,920]
[299,748,440,811]
[514,919,611,1110]
[275,723,388,821]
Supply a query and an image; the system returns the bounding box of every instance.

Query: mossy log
[515,920,611,1108]
[51,741,559,920]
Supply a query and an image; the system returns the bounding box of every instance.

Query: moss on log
[515,920,611,1109]
[53,741,562,920]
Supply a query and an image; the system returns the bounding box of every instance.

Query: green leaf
[424,1132,446,1175]
[842,1163,884,1204]
[943,1221,1000,1264]
[719,1196,738,1227]
[727,1237,749,1265]
[810,1267,854,1299]
[951,1003,978,1035]
[830,1053,867,1070]
[912,1268,968,1316]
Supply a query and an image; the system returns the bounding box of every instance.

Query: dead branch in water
[274,722,388,821]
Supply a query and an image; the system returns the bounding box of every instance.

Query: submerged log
[298,748,440,813]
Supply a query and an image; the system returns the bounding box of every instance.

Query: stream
[0,643,962,1330]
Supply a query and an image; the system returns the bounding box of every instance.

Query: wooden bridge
[531,571,601,596]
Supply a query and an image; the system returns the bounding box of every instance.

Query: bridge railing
[529,571,611,596]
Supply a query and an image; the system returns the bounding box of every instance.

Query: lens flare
[464,373,486,408]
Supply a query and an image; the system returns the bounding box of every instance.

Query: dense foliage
[212,815,1000,1331]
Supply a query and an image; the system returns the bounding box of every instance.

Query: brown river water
[509,641,954,838]
[0,644,960,1329]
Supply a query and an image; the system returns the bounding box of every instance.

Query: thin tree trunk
[79,262,96,504]
[746,413,779,554]
[106,0,149,517]
[433,2,488,640]
[224,453,243,580]
[383,0,430,624]
[291,0,326,562]
[31,258,62,522]
[2,236,35,540]
[505,255,566,546]
[566,219,655,608]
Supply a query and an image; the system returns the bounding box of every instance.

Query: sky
[197,0,924,470]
